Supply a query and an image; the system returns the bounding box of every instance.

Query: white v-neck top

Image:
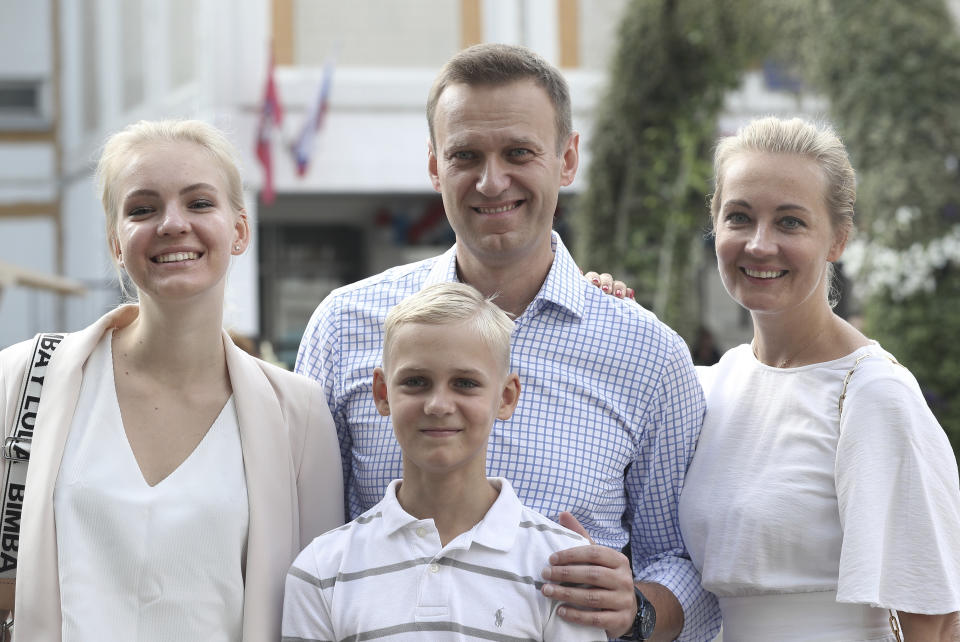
[53,331,249,641]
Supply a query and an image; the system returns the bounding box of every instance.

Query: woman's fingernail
[615,289,623,297]
[627,288,635,299]
[592,277,600,285]
[601,285,609,292]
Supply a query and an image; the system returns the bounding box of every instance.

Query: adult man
[296,43,719,641]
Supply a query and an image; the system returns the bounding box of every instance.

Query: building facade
[0,0,860,359]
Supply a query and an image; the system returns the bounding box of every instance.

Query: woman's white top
[53,331,249,641]
[678,342,960,641]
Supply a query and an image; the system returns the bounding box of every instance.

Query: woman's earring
[234,244,241,252]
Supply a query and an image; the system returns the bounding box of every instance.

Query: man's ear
[427,139,441,193]
[496,373,521,421]
[372,367,391,417]
[559,131,580,187]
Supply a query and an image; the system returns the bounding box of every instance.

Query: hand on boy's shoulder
[540,512,637,640]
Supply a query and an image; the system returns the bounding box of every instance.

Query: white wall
[0,219,57,348]
[0,0,51,76]
[296,0,460,67]
[0,143,57,201]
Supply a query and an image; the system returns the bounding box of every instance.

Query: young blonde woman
[0,119,343,641]
[677,117,960,641]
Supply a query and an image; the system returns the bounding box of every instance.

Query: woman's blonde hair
[710,116,856,237]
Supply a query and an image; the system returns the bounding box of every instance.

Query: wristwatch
[622,586,656,640]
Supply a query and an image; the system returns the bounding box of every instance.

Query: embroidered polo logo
[495,607,504,628]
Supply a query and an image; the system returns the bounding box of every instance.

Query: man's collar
[424,232,585,319]
[423,242,459,287]
[535,232,585,318]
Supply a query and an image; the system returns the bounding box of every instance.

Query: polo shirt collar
[423,231,585,319]
[379,479,420,536]
[456,477,522,552]
[377,477,522,553]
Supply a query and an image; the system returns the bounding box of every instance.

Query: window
[0,79,50,129]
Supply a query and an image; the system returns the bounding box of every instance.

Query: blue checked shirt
[296,232,720,640]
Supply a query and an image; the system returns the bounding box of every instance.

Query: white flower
[844,223,960,300]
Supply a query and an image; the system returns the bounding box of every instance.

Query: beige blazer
[0,305,344,641]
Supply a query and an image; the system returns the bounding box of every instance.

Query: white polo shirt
[283,477,607,641]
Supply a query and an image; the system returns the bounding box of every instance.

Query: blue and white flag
[292,52,337,177]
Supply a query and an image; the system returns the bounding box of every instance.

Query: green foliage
[799,0,960,250]
[864,269,960,458]
[794,0,960,454]
[573,0,764,338]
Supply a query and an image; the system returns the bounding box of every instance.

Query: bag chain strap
[839,352,903,642]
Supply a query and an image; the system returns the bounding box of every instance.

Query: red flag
[256,48,283,205]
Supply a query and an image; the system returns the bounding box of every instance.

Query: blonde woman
[678,117,960,641]
[0,120,343,641]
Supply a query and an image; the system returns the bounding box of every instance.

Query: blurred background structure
[1,0,958,450]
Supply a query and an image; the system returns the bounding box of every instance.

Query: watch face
[633,588,656,640]
[639,600,656,638]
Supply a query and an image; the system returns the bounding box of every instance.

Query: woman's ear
[827,226,850,263]
[112,237,124,266]
[232,212,250,255]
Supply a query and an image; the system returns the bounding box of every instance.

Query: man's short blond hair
[383,282,515,373]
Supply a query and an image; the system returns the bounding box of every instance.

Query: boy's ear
[372,367,391,417]
[496,373,521,421]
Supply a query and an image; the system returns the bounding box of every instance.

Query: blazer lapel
[224,335,297,641]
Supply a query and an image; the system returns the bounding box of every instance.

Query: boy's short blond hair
[383,283,515,373]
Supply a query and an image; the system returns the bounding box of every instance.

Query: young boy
[282,282,606,641]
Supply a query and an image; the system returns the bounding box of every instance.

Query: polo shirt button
[416,527,427,537]
[428,563,440,573]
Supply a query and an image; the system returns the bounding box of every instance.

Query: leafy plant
[573,0,763,338]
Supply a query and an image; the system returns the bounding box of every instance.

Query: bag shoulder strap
[0,332,66,610]
[837,352,901,419]
[4,333,65,461]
